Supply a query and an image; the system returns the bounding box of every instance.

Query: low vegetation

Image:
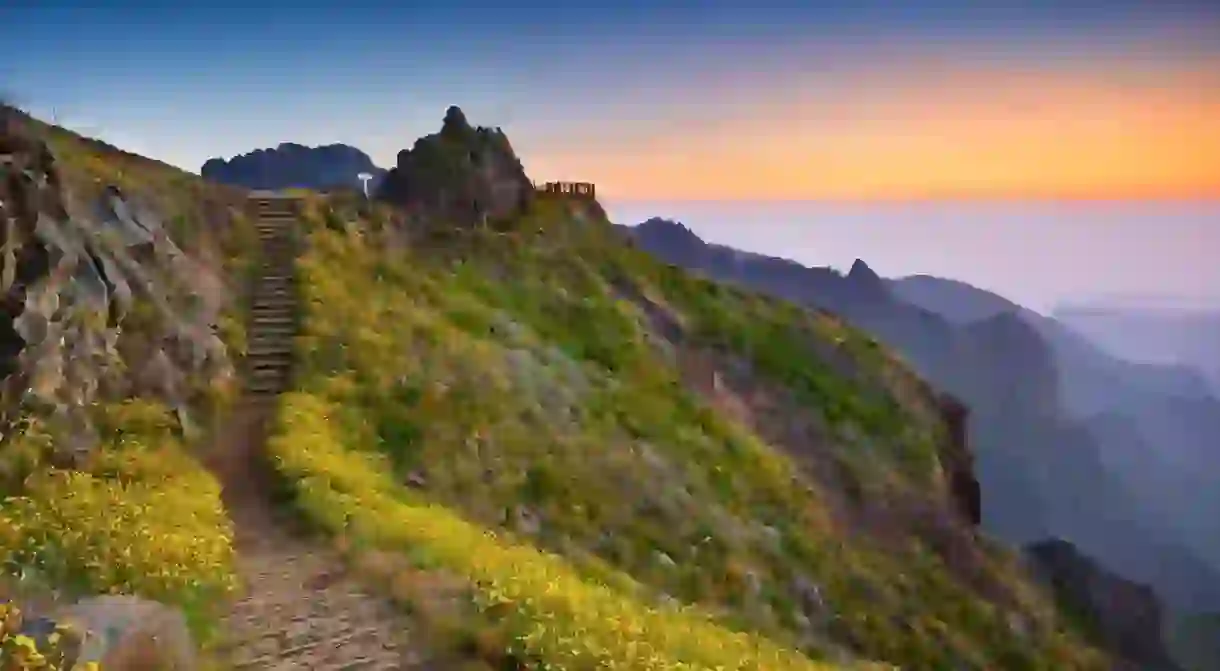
[264,195,1108,669]
[0,602,97,671]
[0,401,238,634]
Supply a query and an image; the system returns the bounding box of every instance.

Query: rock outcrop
[1026,538,1183,671]
[201,143,387,194]
[0,105,233,462]
[936,392,981,526]
[375,106,534,226]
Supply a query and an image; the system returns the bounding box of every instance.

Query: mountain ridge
[201,142,388,193]
[621,217,1220,618]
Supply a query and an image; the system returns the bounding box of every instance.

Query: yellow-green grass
[262,199,1107,670]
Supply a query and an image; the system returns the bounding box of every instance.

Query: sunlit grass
[261,199,1108,670]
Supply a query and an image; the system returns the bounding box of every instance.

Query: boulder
[54,595,197,670]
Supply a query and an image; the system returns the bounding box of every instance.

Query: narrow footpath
[206,195,423,670]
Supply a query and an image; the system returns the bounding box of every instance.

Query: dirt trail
[205,196,424,670]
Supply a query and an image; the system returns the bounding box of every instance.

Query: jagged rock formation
[201,143,387,194]
[1026,539,1183,671]
[0,105,233,463]
[374,106,534,226]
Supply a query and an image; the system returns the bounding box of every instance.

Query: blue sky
[6,0,1218,188]
[5,0,1219,309]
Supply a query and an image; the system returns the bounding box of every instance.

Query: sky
[3,0,1219,309]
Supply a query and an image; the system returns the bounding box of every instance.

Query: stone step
[250,308,295,318]
[245,384,285,396]
[247,330,295,341]
[251,299,294,308]
[247,329,295,341]
[250,293,294,304]
[251,294,293,303]
[251,314,295,325]
[250,296,294,307]
[248,351,292,365]
[250,301,295,311]
[246,346,294,363]
[253,285,293,293]
[249,311,295,320]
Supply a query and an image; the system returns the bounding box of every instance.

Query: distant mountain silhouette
[892,276,1215,416]
[200,143,387,193]
[1055,304,1220,395]
[622,217,1220,613]
[891,275,1220,589]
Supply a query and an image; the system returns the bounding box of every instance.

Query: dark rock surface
[374,106,534,227]
[1026,538,1183,671]
[201,143,387,194]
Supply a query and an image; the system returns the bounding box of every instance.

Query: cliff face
[201,143,387,193]
[374,106,534,226]
[1026,539,1183,671]
[1,105,241,464]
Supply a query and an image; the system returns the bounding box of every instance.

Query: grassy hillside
[1,110,1110,669]
[266,193,1108,670]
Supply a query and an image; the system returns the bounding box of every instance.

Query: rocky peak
[633,217,702,247]
[441,105,472,139]
[375,106,534,227]
[846,258,887,298]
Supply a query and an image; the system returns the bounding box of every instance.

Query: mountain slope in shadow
[622,218,1220,613]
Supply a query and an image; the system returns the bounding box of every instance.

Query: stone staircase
[215,195,424,670]
[246,196,299,396]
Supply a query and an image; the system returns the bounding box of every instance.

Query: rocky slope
[202,142,387,194]
[1,104,259,663]
[621,218,1220,617]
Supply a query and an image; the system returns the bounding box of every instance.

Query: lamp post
[357,172,373,199]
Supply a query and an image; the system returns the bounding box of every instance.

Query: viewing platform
[535,181,596,200]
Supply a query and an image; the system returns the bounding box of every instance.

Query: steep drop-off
[624,218,1220,616]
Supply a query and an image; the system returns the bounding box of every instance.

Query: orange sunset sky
[9,2,1220,202]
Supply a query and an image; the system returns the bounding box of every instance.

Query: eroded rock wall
[0,106,234,462]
